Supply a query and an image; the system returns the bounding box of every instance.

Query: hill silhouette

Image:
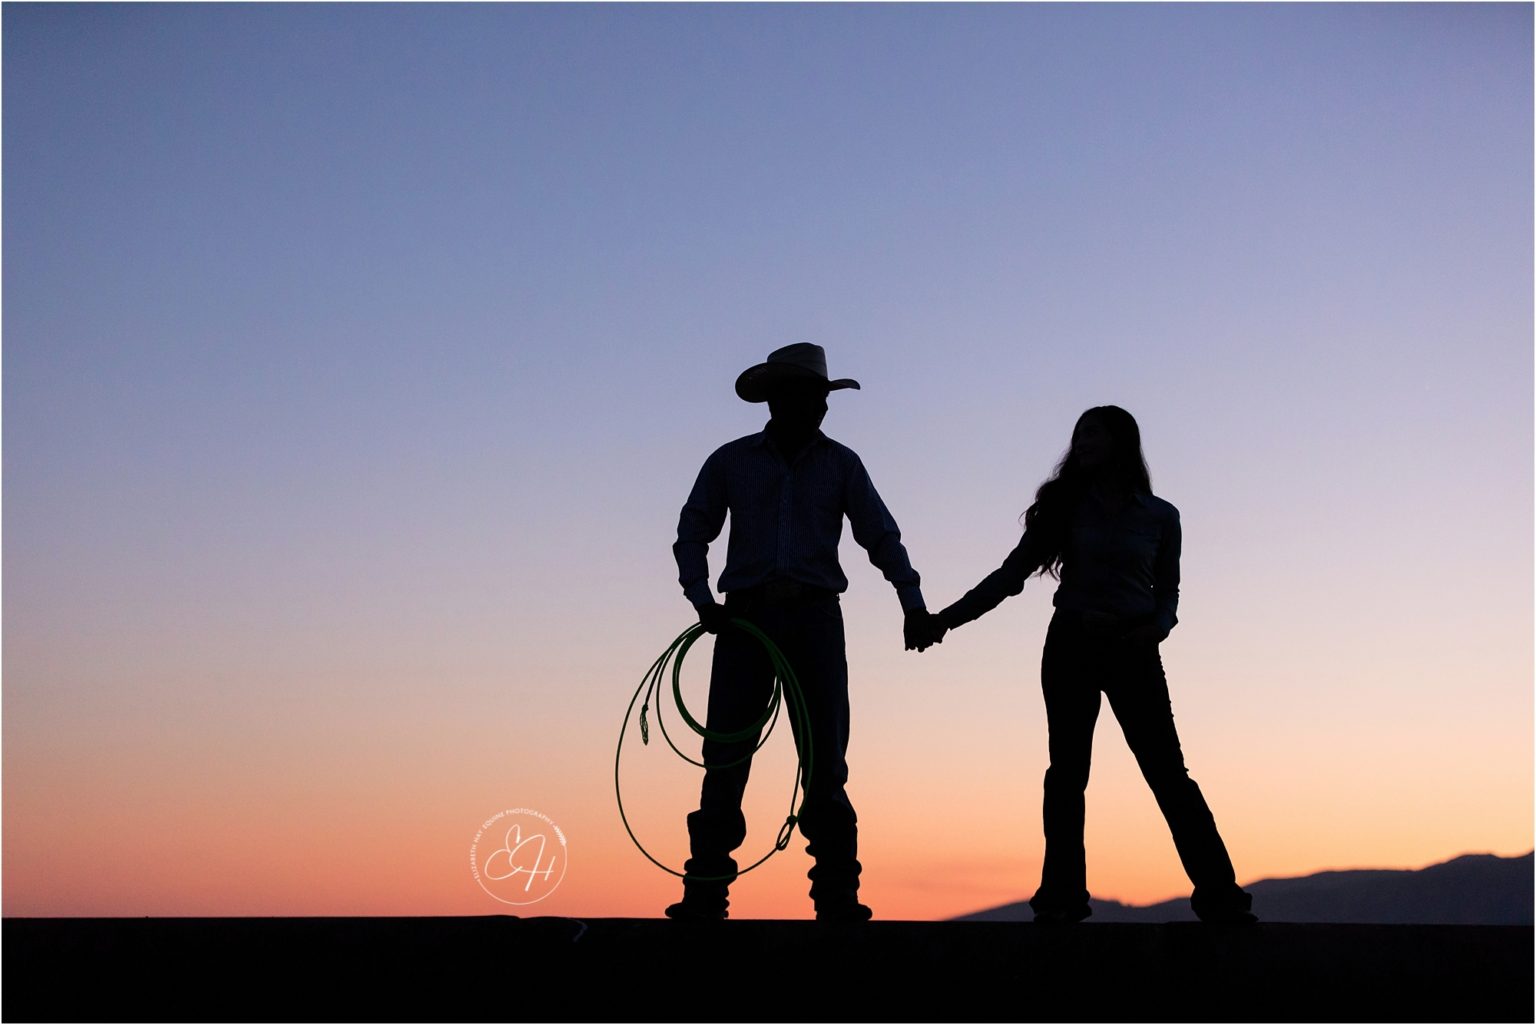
[957,850,1534,924]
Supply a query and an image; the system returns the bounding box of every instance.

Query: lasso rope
[615,618,813,881]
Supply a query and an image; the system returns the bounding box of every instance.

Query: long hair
[1019,405,1153,579]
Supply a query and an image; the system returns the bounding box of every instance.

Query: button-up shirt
[674,428,926,612]
[942,490,1181,636]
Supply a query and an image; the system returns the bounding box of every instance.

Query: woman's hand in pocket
[1117,623,1165,649]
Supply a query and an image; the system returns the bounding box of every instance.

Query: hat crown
[763,342,830,378]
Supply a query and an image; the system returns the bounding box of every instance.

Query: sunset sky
[4,3,1530,921]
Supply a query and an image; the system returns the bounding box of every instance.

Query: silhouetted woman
[931,406,1255,924]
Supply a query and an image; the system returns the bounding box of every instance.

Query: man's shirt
[942,490,1181,636]
[674,429,925,612]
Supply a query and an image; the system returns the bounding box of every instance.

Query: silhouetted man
[669,343,934,921]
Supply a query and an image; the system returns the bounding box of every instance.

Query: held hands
[903,609,949,652]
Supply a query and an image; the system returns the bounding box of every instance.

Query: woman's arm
[1150,505,1181,639]
[937,529,1045,631]
[1121,501,1181,646]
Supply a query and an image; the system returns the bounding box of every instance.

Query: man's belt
[727,580,839,607]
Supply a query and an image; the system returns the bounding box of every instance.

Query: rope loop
[615,619,814,881]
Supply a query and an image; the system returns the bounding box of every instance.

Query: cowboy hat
[734,343,861,403]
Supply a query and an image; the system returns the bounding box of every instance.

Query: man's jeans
[1031,609,1250,917]
[682,588,860,908]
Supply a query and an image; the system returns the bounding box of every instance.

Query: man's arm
[674,451,727,611]
[843,454,925,613]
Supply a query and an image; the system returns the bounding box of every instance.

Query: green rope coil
[615,618,814,882]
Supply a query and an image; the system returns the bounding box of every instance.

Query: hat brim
[735,363,861,403]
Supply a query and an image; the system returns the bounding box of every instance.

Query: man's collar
[755,424,828,447]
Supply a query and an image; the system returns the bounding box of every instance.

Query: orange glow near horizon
[5,600,1530,920]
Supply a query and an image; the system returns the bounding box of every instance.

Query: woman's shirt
[940,490,1181,636]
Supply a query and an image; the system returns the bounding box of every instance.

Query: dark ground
[5,917,1531,1022]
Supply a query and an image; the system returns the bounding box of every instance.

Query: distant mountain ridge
[956,851,1534,925]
